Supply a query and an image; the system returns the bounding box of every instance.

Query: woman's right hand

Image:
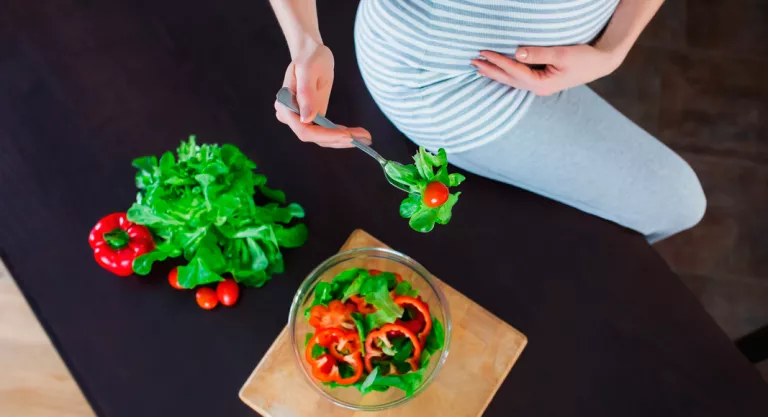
[275,40,371,148]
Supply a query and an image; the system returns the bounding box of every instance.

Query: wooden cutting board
[239,229,527,417]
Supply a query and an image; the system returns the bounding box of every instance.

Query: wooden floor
[0,260,94,417]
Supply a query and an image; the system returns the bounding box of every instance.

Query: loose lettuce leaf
[359,367,379,392]
[337,362,356,379]
[351,312,367,354]
[304,281,333,319]
[399,194,421,218]
[393,339,414,363]
[364,309,398,332]
[448,173,466,187]
[409,207,438,233]
[424,317,445,354]
[394,281,419,297]
[311,344,326,359]
[384,162,421,192]
[342,274,367,302]
[363,367,427,396]
[377,339,397,356]
[436,193,460,225]
[126,136,307,288]
[363,280,403,319]
[331,268,366,300]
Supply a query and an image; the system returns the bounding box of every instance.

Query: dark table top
[1,1,767,416]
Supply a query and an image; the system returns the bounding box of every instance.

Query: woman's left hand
[471,45,621,97]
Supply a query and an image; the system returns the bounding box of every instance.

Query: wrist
[594,40,629,75]
[290,33,323,59]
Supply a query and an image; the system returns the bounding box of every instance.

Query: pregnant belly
[356,0,619,78]
[353,0,618,152]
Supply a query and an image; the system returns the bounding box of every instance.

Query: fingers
[340,125,373,146]
[473,51,562,96]
[295,66,319,123]
[471,59,518,87]
[472,58,540,91]
[515,46,565,66]
[476,51,539,84]
[274,101,372,148]
[282,63,297,89]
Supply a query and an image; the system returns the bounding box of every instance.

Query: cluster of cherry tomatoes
[167,267,240,310]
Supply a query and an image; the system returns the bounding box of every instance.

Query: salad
[384,147,466,233]
[303,268,445,396]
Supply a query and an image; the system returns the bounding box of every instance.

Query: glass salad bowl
[288,247,451,411]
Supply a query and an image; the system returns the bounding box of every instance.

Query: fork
[276,87,411,193]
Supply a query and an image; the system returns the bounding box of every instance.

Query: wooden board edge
[238,326,291,412]
[341,229,385,250]
[436,278,529,416]
[476,334,528,416]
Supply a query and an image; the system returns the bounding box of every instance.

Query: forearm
[269,0,323,58]
[596,0,664,68]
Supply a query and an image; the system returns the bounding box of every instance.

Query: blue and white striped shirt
[354,0,620,153]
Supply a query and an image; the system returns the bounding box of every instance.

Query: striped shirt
[354,0,620,153]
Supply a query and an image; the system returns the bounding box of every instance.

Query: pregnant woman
[270,0,706,243]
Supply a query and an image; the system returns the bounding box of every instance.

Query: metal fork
[276,87,410,193]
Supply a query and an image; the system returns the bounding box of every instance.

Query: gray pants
[447,86,706,243]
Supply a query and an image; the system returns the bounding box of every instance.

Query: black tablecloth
[1,1,766,416]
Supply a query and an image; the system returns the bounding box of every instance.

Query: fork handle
[276,88,386,165]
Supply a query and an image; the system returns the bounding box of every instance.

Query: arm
[269,0,322,59]
[595,0,665,71]
[269,0,371,148]
[471,0,665,96]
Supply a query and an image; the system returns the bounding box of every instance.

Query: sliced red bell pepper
[308,300,356,331]
[395,316,425,336]
[364,323,422,373]
[305,328,364,385]
[348,295,377,314]
[307,353,338,382]
[394,296,432,345]
[88,212,154,276]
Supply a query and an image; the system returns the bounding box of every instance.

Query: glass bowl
[288,247,451,411]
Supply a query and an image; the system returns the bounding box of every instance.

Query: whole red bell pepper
[88,212,155,276]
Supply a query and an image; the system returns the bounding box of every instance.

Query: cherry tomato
[216,278,240,307]
[196,287,218,310]
[423,181,449,208]
[168,267,184,290]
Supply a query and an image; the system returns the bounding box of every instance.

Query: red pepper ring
[364,323,422,373]
[394,296,432,345]
[348,295,377,315]
[308,300,357,331]
[88,212,155,276]
[305,328,364,385]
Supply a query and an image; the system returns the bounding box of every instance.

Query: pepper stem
[103,229,130,250]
